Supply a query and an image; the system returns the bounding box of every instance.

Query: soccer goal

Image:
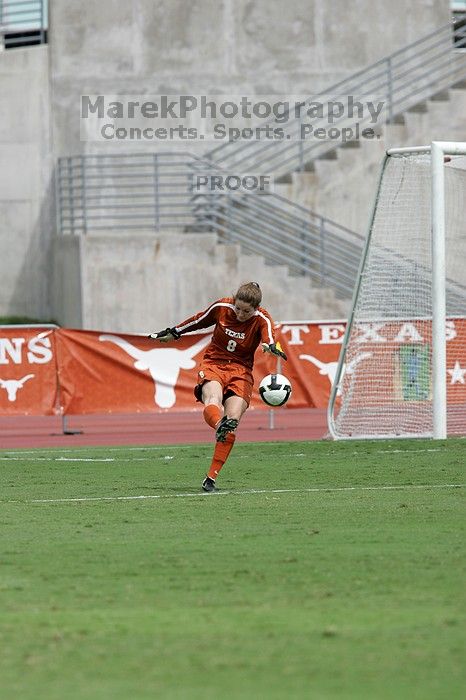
[328,141,466,439]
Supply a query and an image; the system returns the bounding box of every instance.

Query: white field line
[0,457,116,462]
[0,443,454,456]
[0,447,451,462]
[0,445,193,455]
[16,482,465,505]
[0,454,301,462]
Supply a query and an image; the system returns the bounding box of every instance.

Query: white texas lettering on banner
[0,331,53,365]
[354,320,458,343]
[99,334,211,408]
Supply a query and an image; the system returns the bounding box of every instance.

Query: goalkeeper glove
[262,341,287,361]
[148,327,181,342]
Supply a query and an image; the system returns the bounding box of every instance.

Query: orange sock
[203,404,222,430]
[208,433,236,480]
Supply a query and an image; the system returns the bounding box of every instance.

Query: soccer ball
[259,373,292,407]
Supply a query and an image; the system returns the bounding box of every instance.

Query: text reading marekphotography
[80,94,386,143]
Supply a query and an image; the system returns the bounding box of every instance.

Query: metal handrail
[56,151,364,297]
[206,18,466,175]
[192,194,361,292]
[54,19,466,302]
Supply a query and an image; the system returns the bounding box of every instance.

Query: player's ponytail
[234,282,262,309]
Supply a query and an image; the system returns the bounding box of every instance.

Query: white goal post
[328,141,466,440]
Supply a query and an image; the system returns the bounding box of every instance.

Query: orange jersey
[175,297,276,370]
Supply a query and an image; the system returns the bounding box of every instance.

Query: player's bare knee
[202,390,223,408]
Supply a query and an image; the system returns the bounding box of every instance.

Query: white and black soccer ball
[259,373,292,407]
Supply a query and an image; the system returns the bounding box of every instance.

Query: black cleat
[202,476,216,492]
[215,416,239,443]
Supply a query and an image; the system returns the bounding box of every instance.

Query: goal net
[328,143,466,439]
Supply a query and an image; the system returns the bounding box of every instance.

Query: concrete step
[386,113,406,125]
[406,100,428,113]
[383,121,408,150]
[340,139,361,149]
[275,172,293,184]
[317,148,338,160]
[277,85,466,236]
[220,237,349,319]
[429,90,450,101]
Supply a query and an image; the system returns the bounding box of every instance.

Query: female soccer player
[149,282,287,492]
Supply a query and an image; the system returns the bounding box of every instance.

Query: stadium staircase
[206,19,466,181]
[57,18,466,317]
[280,82,466,236]
[57,152,360,317]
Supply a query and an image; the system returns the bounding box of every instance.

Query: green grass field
[1,439,465,700]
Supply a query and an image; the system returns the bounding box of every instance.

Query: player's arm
[262,340,287,360]
[148,327,181,343]
[258,310,287,360]
[148,303,219,343]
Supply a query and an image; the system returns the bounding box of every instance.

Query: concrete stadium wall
[51,233,83,327]
[49,0,450,157]
[0,0,456,329]
[74,232,347,333]
[0,45,54,319]
[45,0,453,329]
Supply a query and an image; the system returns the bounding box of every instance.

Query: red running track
[0,408,328,449]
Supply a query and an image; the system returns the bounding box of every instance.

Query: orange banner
[0,321,464,416]
[55,329,215,414]
[338,319,466,407]
[54,324,345,414]
[0,327,58,415]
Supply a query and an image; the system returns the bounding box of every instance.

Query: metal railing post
[319,216,326,285]
[300,217,307,276]
[298,117,304,171]
[386,56,394,123]
[225,191,232,243]
[55,160,62,236]
[153,153,159,231]
[80,156,87,234]
[67,157,75,236]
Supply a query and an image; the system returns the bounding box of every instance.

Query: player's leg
[214,366,252,443]
[202,366,253,492]
[214,393,246,441]
[200,380,224,429]
[194,365,225,430]
[222,394,249,422]
[202,394,249,492]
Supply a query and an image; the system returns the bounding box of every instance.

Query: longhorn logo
[299,353,372,394]
[0,374,35,401]
[99,334,211,408]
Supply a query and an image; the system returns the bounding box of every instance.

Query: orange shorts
[196,359,254,406]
